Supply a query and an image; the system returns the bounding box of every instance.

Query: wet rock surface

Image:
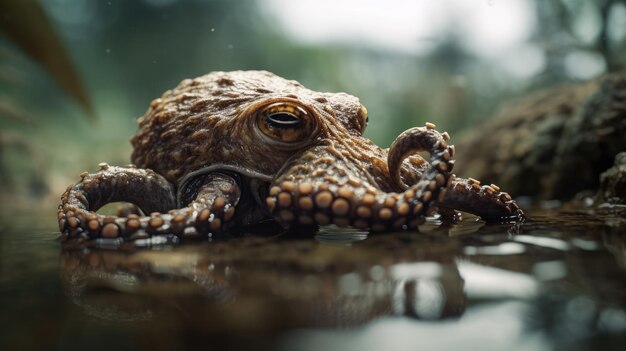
[596,152,626,205]
[455,72,626,202]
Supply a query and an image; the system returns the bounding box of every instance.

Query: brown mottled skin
[58,71,523,241]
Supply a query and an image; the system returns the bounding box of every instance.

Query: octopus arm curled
[266,127,456,231]
[58,164,241,241]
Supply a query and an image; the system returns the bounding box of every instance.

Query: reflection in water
[55,211,626,349]
[390,262,464,319]
[2,211,624,350]
[532,260,568,281]
[60,231,466,329]
[463,242,526,255]
[514,235,571,251]
[457,261,538,300]
[278,301,548,351]
[315,225,369,246]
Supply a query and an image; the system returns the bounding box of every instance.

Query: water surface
[1,208,625,350]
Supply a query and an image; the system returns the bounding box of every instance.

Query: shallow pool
[1,208,625,350]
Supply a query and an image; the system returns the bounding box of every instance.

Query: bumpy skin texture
[58,70,523,241]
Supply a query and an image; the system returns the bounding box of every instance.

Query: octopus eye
[267,111,301,127]
[257,102,314,143]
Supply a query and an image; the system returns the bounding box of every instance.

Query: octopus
[57,70,523,241]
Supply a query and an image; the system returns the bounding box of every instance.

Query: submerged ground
[1,205,624,351]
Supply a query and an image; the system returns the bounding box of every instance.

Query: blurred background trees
[0,0,625,205]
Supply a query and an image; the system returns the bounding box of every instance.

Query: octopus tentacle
[438,176,524,221]
[58,164,240,241]
[389,126,523,221]
[266,125,454,231]
[388,124,453,189]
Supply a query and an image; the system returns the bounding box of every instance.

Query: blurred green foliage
[0,0,93,116]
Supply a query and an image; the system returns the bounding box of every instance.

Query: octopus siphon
[57,70,523,241]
